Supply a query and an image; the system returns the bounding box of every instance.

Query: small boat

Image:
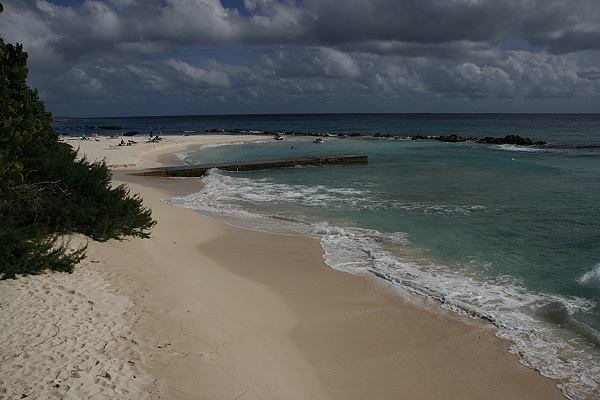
[274,134,284,140]
[123,130,138,136]
[313,138,325,143]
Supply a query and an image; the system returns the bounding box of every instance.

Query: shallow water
[56,114,600,399]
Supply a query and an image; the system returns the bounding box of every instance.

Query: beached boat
[313,138,324,143]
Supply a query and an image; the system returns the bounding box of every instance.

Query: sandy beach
[0,134,566,399]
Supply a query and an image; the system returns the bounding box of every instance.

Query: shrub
[0,37,156,279]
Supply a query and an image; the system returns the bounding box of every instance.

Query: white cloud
[312,48,361,79]
[498,51,593,97]
[3,0,600,115]
[153,0,239,43]
[164,58,231,88]
[454,63,514,94]
[126,64,171,90]
[369,62,427,94]
[80,1,125,40]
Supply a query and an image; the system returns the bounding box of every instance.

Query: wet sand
[0,135,565,399]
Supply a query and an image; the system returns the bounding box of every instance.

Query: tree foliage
[0,40,37,201]
[0,37,156,279]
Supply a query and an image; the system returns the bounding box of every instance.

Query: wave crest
[579,264,600,289]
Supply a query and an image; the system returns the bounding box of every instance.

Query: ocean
[54,114,600,399]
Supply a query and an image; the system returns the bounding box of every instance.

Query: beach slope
[0,135,565,399]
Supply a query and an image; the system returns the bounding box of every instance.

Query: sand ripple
[0,263,149,399]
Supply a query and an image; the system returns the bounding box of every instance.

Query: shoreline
[0,135,565,399]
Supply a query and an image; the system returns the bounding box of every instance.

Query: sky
[2,0,600,117]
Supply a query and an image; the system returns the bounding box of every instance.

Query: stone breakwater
[130,155,368,177]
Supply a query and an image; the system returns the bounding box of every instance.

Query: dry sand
[0,135,566,399]
[62,134,266,169]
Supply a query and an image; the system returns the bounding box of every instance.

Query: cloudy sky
[3,0,600,117]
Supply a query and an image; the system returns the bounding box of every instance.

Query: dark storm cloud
[515,0,600,54]
[304,0,600,55]
[2,0,600,115]
[304,0,516,45]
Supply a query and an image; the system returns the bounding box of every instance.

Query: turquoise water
[55,114,600,398]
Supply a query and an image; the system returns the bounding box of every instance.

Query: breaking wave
[579,264,600,289]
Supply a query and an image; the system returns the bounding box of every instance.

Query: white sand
[64,134,267,168]
[0,236,150,399]
[0,135,265,400]
[0,135,565,400]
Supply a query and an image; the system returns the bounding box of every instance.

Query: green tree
[0,37,156,279]
[0,39,38,201]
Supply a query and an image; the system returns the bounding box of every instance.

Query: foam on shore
[0,134,567,400]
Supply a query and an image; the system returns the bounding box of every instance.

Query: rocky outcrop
[476,135,546,146]
[412,134,546,146]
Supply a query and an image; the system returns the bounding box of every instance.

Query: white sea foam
[175,142,247,162]
[177,170,490,220]
[175,142,245,162]
[311,222,346,236]
[162,170,312,236]
[161,169,600,399]
[175,151,189,162]
[386,201,491,217]
[579,263,600,289]
[199,141,248,150]
[317,226,600,400]
[494,144,546,152]
[188,169,368,210]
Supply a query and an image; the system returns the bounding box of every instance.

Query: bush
[0,37,156,279]
[0,227,87,279]
[18,141,156,241]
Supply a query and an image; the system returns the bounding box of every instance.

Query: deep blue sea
[54,114,600,399]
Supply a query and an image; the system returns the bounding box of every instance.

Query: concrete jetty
[130,154,368,177]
